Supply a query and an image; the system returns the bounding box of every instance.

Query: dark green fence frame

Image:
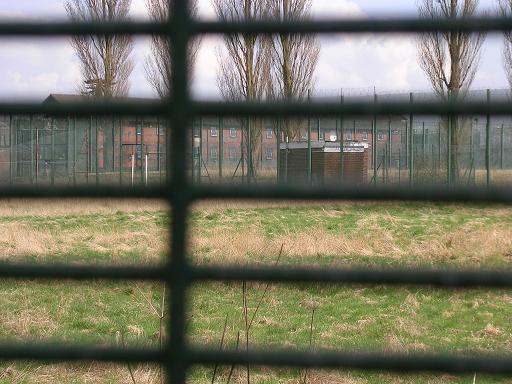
[2,6,512,383]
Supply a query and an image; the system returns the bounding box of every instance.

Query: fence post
[277,119,281,183]
[30,115,34,184]
[219,116,223,180]
[72,115,76,186]
[9,114,12,185]
[388,118,391,183]
[308,90,312,185]
[501,123,504,170]
[438,121,442,178]
[51,116,55,185]
[340,89,344,182]
[199,117,203,184]
[409,92,414,187]
[139,118,144,186]
[486,89,491,187]
[119,118,123,185]
[373,92,378,185]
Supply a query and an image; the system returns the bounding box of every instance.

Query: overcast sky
[0,0,507,101]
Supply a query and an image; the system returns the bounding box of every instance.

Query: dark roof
[43,93,157,105]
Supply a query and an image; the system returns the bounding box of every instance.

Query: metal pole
[119,118,123,185]
[51,116,55,185]
[340,90,344,181]
[30,115,34,184]
[9,114,12,185]
[219,116,223,180]
[372,93,377,185]
[276,119,281,183]
[388,118,391,183]
[247,117,252,184]
[486,89,491,187]
[438,121,442,179]
[447,114,452,185]
[140,117,144,185]
[95,117,99,186]
[409,92,414,186]
[198,117,202,184]
[307,89,312,185]
[35,117,39,185]
[72,115,76,186]
[422,121,426,165]
[501,123,504,170]
[131,152,135,186]
[145,153,148,186]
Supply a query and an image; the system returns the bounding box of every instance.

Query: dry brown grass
[190,224,512,265]
[0,198,167,217]
[0,221,167,262]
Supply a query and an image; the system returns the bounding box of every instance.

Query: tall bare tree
[213,0,271,180]
[145,0,200,98]
[498,0,512,88]
[268,0,319,140]
[65,0,134,97]
[65,0,133,173]
[417,0,484,183]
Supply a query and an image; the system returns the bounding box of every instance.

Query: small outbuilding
[279,140,368,185]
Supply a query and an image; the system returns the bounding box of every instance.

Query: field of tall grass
[0,199,511,383]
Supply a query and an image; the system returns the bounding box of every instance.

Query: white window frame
[210,127,218,137]
[229,127,237,138]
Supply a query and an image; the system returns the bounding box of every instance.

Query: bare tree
[417,0,484,183]
[145,0,200,98]
[498,0,512,89]
[213,0,271,181]
[65,0,134,97]
[268,0,319,140]
[65,0,133,173]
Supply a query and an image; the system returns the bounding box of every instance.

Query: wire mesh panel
[2,5,512,384]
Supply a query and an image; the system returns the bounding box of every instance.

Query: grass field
[0,199,511,383]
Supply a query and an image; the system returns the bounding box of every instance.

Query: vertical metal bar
[198,117,202,184]
[277,119,281,183]
[140,117,144,185]
[247,117,252,184]
[30,115,34,184]
[168,1,190,383]
[112,116,115,177]
[372,93,377,186]
[501,123,504,170]
[486,89,491,187]
[9,114,12,185]
[447,114,452,185]
[51,116,55,185]
[340,90,344,182]
[409,92,414,187]
[388,118,391,183]
[438,121,442,180]
[72,116,76,186]
[219,116,223,180]
[35,117,39,185]
[422,121,426,165]
[119,118,123,185]
[95,117,99,186]
[307,90,312,185]
[87,116,91,184]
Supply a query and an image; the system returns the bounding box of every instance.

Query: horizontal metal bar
[0,343,162,363]
[0,21,165,36]
[0,263,165,281]
[0,100,509,117]
[193,17,512,35]
[190,348,512,375]
[0,17,511,37]
[190,184,512,204]
[0,185,167,199]
[194,100,512,117]
[192,265,512,288]
[0,101,165,117]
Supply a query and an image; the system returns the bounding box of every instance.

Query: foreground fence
[2,6,512,384]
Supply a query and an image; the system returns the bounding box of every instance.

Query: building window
[362,131,368,141]
[345,131,353,140]
[229,127,237,138]
[210,127,218,137]
[266,128,273,139]
[228,147,237,161]
[378,132,384,141]
[0,123,9,148]
[266,147,273,160]
[210,146,218,160]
